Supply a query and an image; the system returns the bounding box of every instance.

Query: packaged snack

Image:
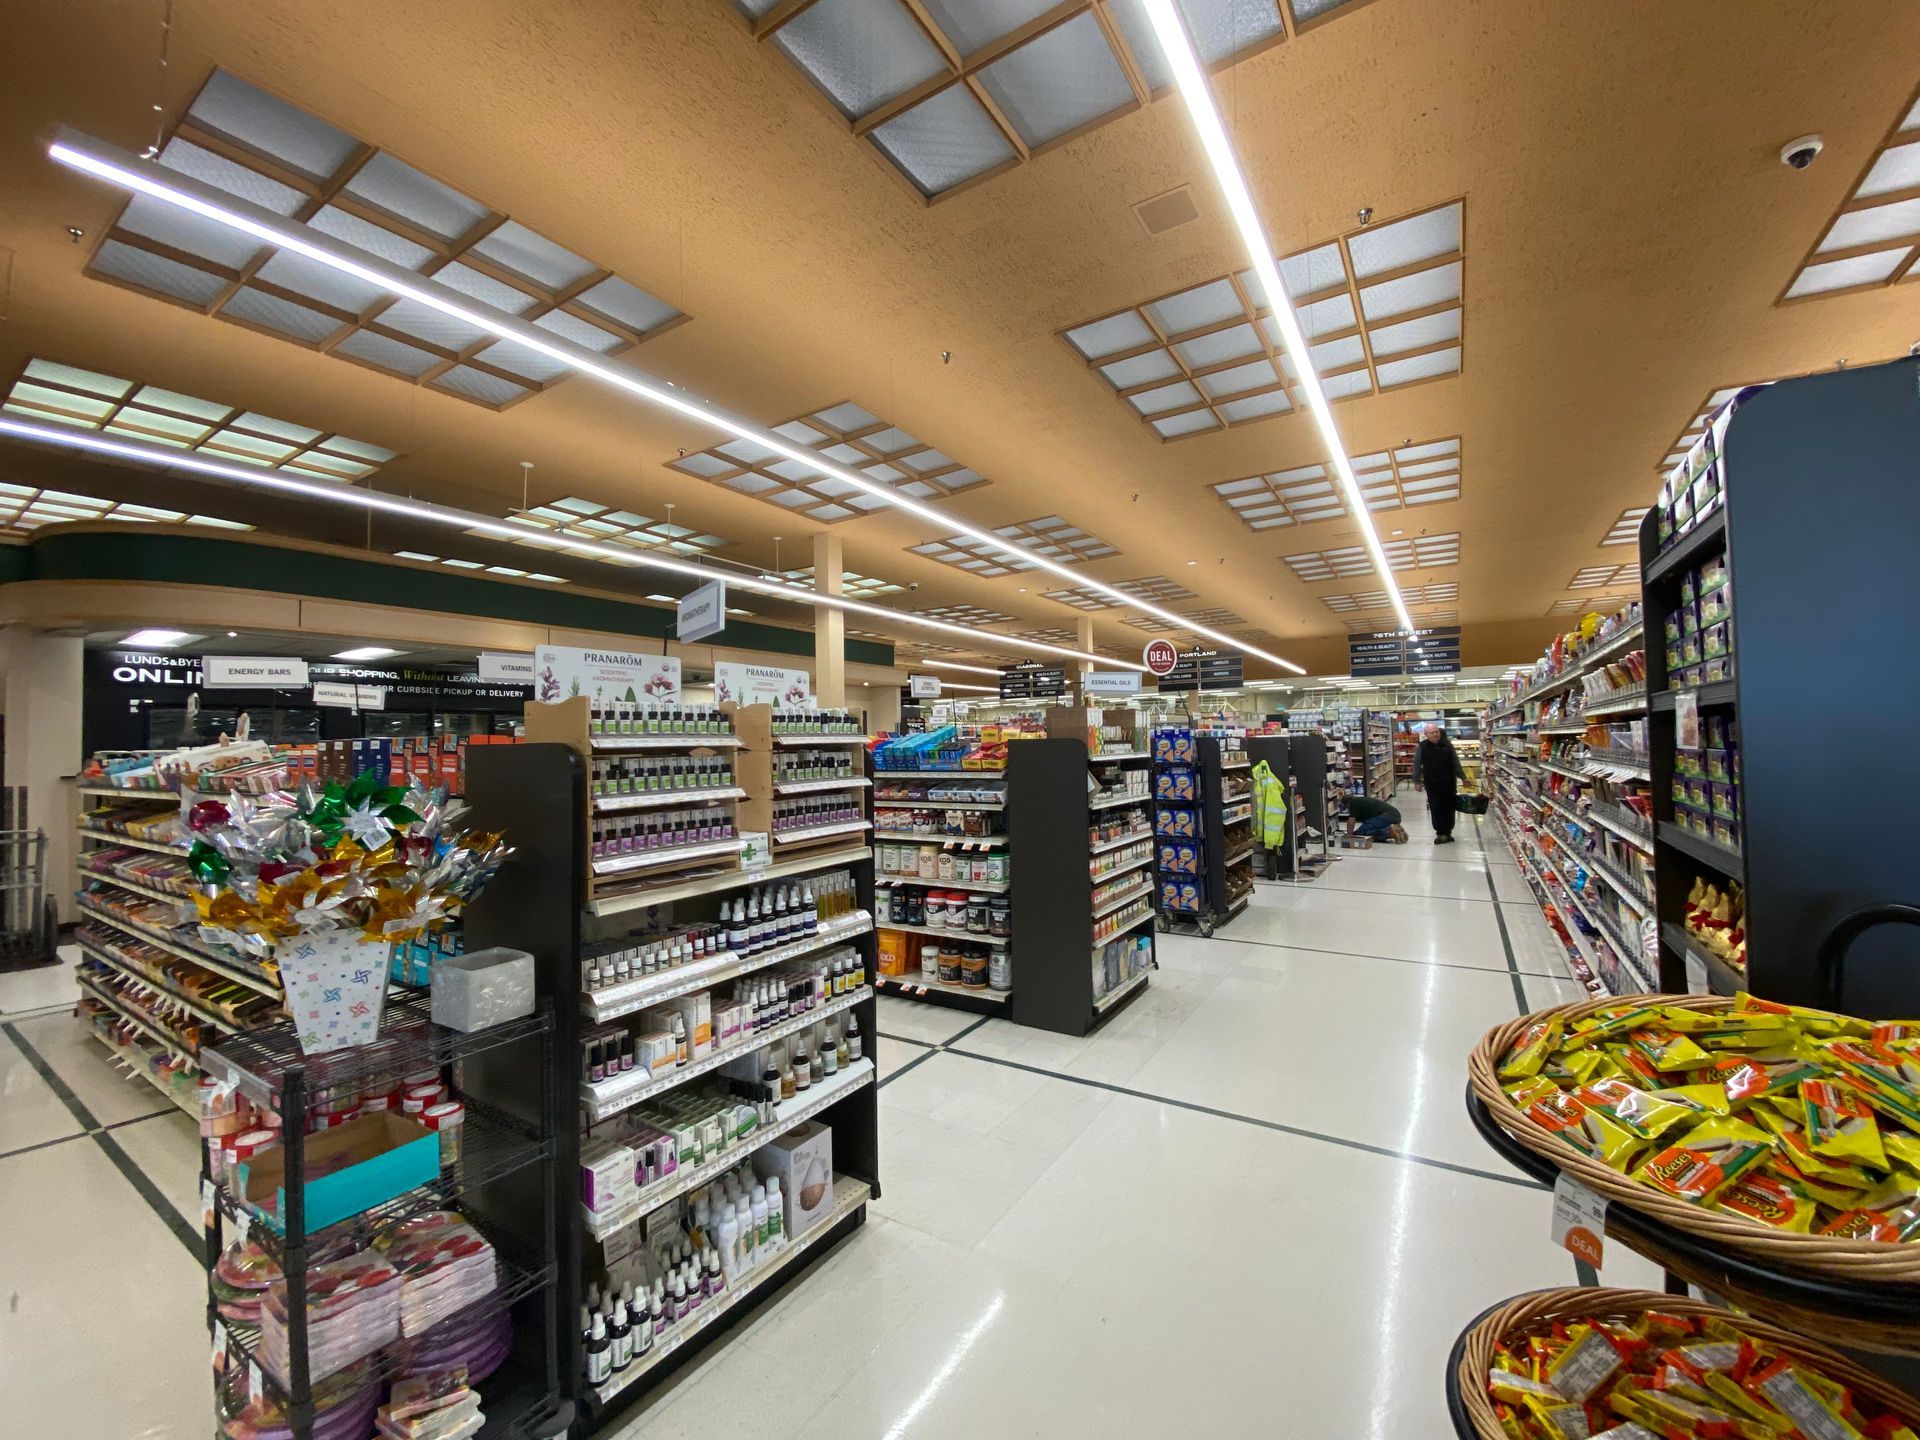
[1627,1027,1712,1073]
[1564,1007,1664,1050]
[1713,1172,1816,1232]
[1819,1173,1920,1243]
[1638,1117,1774,1204]
[1747,1356,1867,1440]
[1576,1077,1699,1141]
[1501,1015,1566,1080]
[1712,1053,1822,1107]
[1548,1325,1626,1403]
[1803,1078,1889,1169]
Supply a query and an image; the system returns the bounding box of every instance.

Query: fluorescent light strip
[1140,3,1414,636]
[913,659,1004,677]
[0,415,1135,671]
[46,131,1301,677]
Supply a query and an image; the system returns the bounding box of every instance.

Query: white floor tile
[0,1025,87,1155]
[11,1010,175,1128]
[0,950,79,1016]
[874,994,982,1046]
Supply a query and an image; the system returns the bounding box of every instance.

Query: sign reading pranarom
[534,646,681,706]
[714,662,811,708]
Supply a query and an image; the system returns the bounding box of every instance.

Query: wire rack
[202,993,553,1107]
[213,1096,553,1262]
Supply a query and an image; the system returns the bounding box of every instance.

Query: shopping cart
[0,825,57,970]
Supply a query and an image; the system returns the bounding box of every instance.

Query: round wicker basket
[1453,1287,1920,1440]
[1469,994,1920,1286]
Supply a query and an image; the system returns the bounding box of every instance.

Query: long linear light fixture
[1141,3,1415,636]
[0,414,1138,670]
[46,130,1305,676]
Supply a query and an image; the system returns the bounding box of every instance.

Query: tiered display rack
[201,994,563,1440]
[462,731,881,1432]
[1486,603,1655,997]
[1009,735,1154,1034]
[74,771,285,1109]
[1150,729,1250,936]
[870,738,1009,1014]
[1363,712,1395,800]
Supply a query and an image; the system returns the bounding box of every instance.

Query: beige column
[812,532,846,708]
[1075,615,1095,700]
[0,627,83,922]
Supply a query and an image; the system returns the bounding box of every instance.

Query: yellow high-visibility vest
[1251,759,1289,848]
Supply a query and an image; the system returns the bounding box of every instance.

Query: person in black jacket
[1412,724,1465,844]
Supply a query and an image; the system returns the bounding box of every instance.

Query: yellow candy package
[1638,1116,1774,1204]
[1769,1153,1874,1210]
[1546,1325,1624,1403]
[1523,1393,1598,1440]
[1737,992,1871,1039]
[1712,1171,1817,1233]
[1747,1107,1875,1184]
[1802,1077,1888,1169]
[1649,1082,1733,1116]
[1500,1015,1566,1080]
[1576,1077,1700,1141]
[1821,1041,1920,1131]
[1883,1130,1920,1172]
[1488,1368,1567,1406]
[1711,1053,1822,1107]
[1818,1172,1920,1243]
[1511,1079,1648,1171]
[1747,1356,1867,1440]
[1627,1027,1713,1073]
[1564,1006,1663,1050]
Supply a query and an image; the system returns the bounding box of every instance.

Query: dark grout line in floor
[935,1044,1544,1192]
[1,1019,202,1259]
[1184,929,1574,982]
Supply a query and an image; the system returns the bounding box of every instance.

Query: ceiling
[3,0,1919,680]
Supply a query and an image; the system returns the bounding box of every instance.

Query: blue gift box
[237,1111,441,1235]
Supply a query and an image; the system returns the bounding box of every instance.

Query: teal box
[237,1111,441,1235]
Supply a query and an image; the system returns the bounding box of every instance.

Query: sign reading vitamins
[714,662,811,708]
[535,646,681,706]
[203,656,310,689]
[477,652,534,684]
[677,579,728,643]
[311,680,358,708]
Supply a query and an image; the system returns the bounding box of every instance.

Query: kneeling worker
[1347,795,1407,843]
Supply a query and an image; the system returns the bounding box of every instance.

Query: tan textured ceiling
[3,0,1920,679]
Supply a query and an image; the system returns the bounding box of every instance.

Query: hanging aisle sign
[1348,626,1462,677]
[312,681,358,708]
[203,656,309,689]
[477,652,534,684]
[1156,647,1242,693]
[677,579,727,643]
[1142,639,1179,676]
[714,662,811,708]
[908,674,941,699]
[535,646,681,705]
[1083,671,1142,697]
[999,661,1068,701]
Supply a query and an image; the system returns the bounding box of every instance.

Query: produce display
[1498,995,1920,1242]
[1480,1299,1920,1440]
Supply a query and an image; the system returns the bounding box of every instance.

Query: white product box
[753,1121,834,1239]
[581,1137,638,1216]
[430,946,536,1031]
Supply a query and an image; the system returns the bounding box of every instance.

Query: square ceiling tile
[976,13,1134,148]
[773,0,951,119]
[870,82,1020,196]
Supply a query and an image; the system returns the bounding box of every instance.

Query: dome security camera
[1781,135,1824,170]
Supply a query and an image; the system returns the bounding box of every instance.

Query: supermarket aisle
[0,812,1629,1439]
[615,811,1655,1440]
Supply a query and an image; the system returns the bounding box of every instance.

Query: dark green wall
[8,530,895,666]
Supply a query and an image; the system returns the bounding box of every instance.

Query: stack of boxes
[285,735,520,795]
[1663,556,1733,691]
[1672,714,1742,854]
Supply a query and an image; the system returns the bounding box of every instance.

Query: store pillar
[813,532,846,707]
[0,627,82,922]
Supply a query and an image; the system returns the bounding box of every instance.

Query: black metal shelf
[1659,921,1744,997]
[1649,680,1736,710]
[1644,505,1725,584]
[1655,821,1744,881]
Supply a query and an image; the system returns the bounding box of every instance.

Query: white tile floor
[0,807,1655,1438]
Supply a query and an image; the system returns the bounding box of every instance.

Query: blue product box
[237,1112,441,1235]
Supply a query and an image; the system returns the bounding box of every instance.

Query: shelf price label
[1550,1171,1607,1269]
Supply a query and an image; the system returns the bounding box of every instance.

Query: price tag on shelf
[233,1207,252,1243]
[1550,1171,1607,1270]
[248,1360,264,1404]
[1675,689,1701,750]
[200,1177,216,1226]
[210,1319,228,1367]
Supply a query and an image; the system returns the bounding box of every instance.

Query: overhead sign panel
[999,661,1069,701]
[1156,647,1243,693]
[1348,626,1462,677]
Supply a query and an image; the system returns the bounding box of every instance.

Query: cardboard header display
[714,662,811,708]
[535,645,681,706]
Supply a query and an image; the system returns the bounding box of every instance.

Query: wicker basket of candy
[1454,1286,1920,1439]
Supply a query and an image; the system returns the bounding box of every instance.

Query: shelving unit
[1363,712,1395,800]
[1631,362,1920,1012]
[1486,601,1656,998]
[463,740,881,1434]
[525,696,745,909]
[1008,737,1153,1035]
[200,987,562,1440]
[73,776,286,1098]
[871,749,1011,1015]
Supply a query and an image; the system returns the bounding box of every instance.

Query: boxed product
[1155,807,1197,838]
[238,1112,441,1235]
[429,947,535,1032]
[877,928,913,977]
[581,1136,639,1216]
[1154,768,1197,802]
[754,1120,834,1238]
[1152,729,1195,764]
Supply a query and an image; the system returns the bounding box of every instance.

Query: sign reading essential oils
[1082,671,1142,697]
[535,646,681,706]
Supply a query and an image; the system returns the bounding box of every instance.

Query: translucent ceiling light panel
[1211,436,1460,531]
[975,13,1136,148]
[1567,563,1636,590]
[1781,83,1920,301]
[1601,507,1649,546]
[909,515,1118,578]
[669,401,990,523]
[0,476,253,534]
[2,358,395,479]
[869,83,1019,197]
[1282,532,1459,583]
[82,69,683,409]
[1060,199,1465,439]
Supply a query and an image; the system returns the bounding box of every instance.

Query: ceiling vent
[1132,186,1201,237]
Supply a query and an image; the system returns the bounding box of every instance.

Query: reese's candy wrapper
[1820,1041,1920,1130]
[1873,1023,1920,1046]
[1525,1393,1600,1439]
[1749,1109,1875,1185]
[1628,1027,1713,1073]
[1564,1006,1663,1050]
[1769,1153,1875,1210]
[1712,1171,1816,1233]
[1638,1116,1774,1204]
[1712,1053,1823,1107]
[1548,1325,1626,1403]
[1651,1082,1733,1116]
[1502,1014,1566,1079]
[1819,1173,1920,1243]
[1882,1130,1920,1172]
[1803,1078,1889,1169]
[1748,1356,1867,1440]
[1737,993,1872,1039]
[1577,1077,1700,1141]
